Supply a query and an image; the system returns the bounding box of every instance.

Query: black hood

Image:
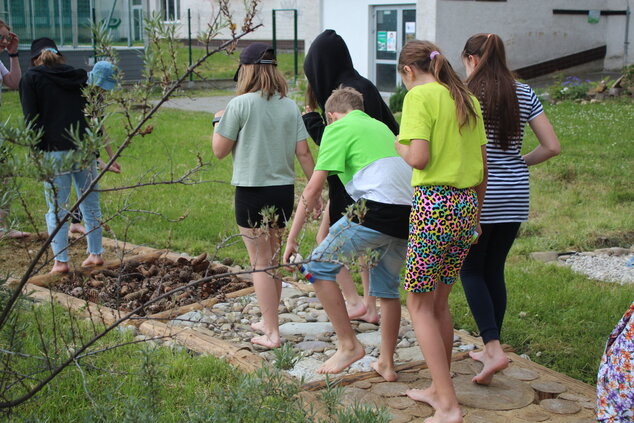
[304,29,360,109]
[30,64,87,90]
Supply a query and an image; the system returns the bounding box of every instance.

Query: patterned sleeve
[527,87,544,121]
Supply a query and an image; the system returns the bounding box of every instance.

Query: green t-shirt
[215,92,308,187]
[398,82,487,189]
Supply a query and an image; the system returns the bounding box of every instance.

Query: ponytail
[398,40,478,130]
[32,49,65,67]
[462,33,520,150]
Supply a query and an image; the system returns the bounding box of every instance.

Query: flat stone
[454,374,534,410]
[531,380,567,396]
[287,357,325,382]
[540,398,581,414]
[397,346,423,362]
[279,322,334,337]
[502,366,539,381]
[389,396,417,410]
[371,382,409,397]
[451,360,476,375]
[513,404,550,421]
[457,343,476,352]
[295,340,330,353]
[349,355,375,373]
[397,339,411,348]
[387,412,412,423]
[403,403,433,418]
[171,310,204,326]
[530,251,558,262]
[396,372,420,382]
[558,392,592,402]
[357,331,382,347]
[278,313,304,323]
[357,322,379,332]
[352,380,372,389]
[280,287,304,299]
[341,389,385,410]
[464,410,507,423]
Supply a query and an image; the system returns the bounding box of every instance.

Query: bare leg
[240,226,281,349]
[470,340,509,385]
[0,209,28,239]
[357,259,379,323]
[406,288,462,423]
[371,297,400,381]
[313,278,365,374]
[69,222,87,234]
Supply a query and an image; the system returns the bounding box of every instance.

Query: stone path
[154,95,234,114]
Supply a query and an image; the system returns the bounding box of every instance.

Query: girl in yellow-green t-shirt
[394,40,487,423]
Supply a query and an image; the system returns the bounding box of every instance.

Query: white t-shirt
[0,61,8,103]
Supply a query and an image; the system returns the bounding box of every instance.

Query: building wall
[152,0,321,48]
[320,0,416,78]
[420,0,632,74]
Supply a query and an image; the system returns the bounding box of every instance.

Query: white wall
[419,0,632,74]
[320,0,416,78]
[150,0,321,45]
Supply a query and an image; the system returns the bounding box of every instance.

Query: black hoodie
[303,29,399,143]
[303,30,400,224]
[20,64,88,151]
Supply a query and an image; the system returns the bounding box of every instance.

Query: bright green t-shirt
[398,82,487,189]
[215,92,308,187]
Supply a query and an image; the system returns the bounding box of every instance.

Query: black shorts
[235,185,294,228]
[327,175,354,227]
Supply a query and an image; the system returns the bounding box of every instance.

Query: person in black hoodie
[302,29,400,323]
[20,38,103,273]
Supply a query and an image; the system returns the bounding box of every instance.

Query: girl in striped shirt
[460,33,560,385]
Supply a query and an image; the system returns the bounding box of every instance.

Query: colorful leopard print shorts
[403,185,477,293]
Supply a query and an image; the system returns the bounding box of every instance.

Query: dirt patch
[52,255,251,316]
[0,234,122,280]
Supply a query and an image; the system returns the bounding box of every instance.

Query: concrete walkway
[156,95,234,113]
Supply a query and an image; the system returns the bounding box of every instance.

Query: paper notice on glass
[387,31,397,52]
[405,22,415,34]
[588,10,600,24]
[377,31,387,51]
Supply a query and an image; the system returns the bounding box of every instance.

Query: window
[162,0,180,22]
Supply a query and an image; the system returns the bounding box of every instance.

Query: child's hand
[304,105,313,115]
[283,240,298,269]
[472,223,482,244]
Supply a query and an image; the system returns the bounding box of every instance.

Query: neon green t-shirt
[398,82,487,189]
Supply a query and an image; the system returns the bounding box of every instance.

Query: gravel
[562,254,634,285]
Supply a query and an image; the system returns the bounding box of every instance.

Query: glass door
[371,5,416,93]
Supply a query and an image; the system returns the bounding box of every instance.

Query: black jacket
[302,29,399,144]
[20,64,88,151]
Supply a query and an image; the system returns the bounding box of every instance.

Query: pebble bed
[168,282,475,382]
[557,247,634,285]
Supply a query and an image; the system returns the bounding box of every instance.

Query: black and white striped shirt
[481,82,543,224]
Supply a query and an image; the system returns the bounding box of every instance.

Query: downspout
[625,3,631,64]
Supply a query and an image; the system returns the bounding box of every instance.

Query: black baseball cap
[233,43,277,82]
[30,37,62,61]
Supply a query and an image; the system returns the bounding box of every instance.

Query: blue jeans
[306,217,407,299]
[43,151,103,263]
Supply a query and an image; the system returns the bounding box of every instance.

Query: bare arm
[211,110,235,159]
[283,170,327,263]
[473,145,488,241]
[295,139,315,180]
[395,138,429,170]
[2,32,21,89]
[102,136,121,173]
[523,113,560,166]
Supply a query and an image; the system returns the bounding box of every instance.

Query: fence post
[188,8,193,83]
[272,10,277,53]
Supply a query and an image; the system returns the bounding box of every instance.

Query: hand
[472,223,482,244]
[97,158,121,173]
[214,110,224,118]
[6,32,18,54]
[303,105,313,115]
[283,239,298,268]
[314,196,323,219]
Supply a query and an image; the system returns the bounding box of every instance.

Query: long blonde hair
[398,40,478,129]
[32,49,65,67]
[236,50,287,99]
[0,19,10,31]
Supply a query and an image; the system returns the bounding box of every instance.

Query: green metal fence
[0,0,144,48]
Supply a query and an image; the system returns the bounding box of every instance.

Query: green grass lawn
[1,87,633,414]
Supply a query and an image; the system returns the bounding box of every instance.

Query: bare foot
[317,341,365,374]
[250,321,264,332]
[0,229,29,239]
[69,223,87,234]
[346,301,367,320]
[51,261,70,273]
[472,350,509,385]
[251,334,280,349]
[356,309,380,324]
[370,359,397,382]
[406,386,438,409]
[424,407,463,423]
[81,254,104,268]
[469,349,485,362]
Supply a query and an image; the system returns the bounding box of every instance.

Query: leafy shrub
[620,64,634,90]
[547,75,591,101]
[388,84,407,113]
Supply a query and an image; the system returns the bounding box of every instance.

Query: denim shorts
[306,217,407,299]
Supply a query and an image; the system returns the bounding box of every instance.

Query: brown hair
[462,33,520,150]
[236,50,287,99]
[325,86,364,115]
[0,20,10,31]
[305,84,318,112]
[398,40,478,130]
[32,49,65,67]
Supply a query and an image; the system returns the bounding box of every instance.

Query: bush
[388,84,407,113]
[620,64,634,91]
[547,75,591,101]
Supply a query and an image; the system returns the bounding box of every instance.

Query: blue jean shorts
[306,217,407,299]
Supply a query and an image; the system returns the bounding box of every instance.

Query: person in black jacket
[302,29,399,323]
[20,38,103,273]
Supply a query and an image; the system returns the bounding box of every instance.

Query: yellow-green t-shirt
[398,82,487,189]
